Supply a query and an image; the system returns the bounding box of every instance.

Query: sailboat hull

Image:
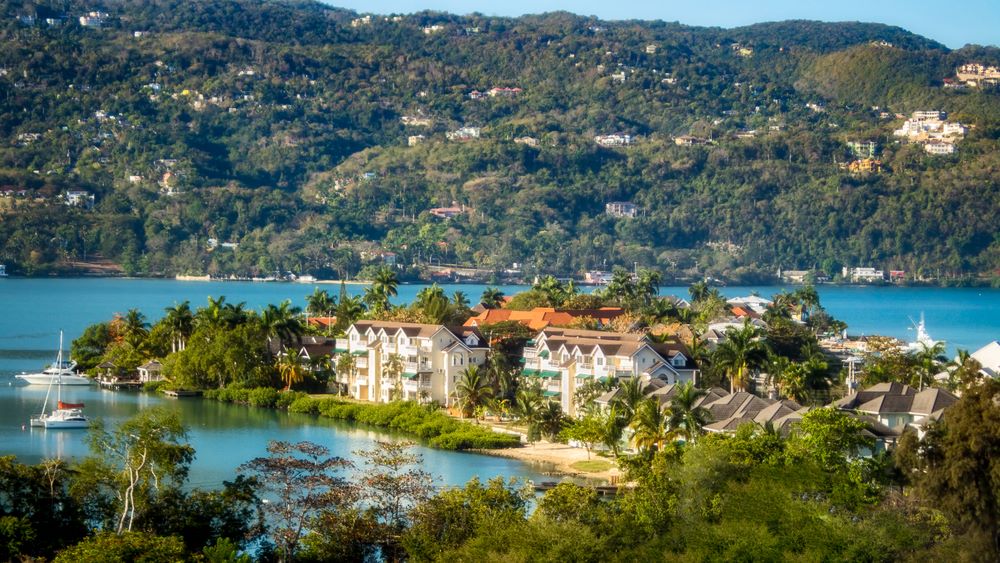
[42,409,89,429]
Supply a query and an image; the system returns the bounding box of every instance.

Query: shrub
[276,390,307,410]
[144,381,170,393]
[247,387,279,408]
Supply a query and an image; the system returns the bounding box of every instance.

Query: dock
[531,480,622,496]
[163,389,202,398]
[97,377,144,390]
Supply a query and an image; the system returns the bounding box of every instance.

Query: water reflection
[1,377,550,489]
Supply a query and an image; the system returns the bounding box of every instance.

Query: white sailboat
[905,312,944,353]
[15,332,91,385]
[42,399,89,429]
[27,333,90,429]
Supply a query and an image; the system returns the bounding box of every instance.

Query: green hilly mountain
[0,0,997,283]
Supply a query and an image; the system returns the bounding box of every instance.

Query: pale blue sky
[323,0,999,48]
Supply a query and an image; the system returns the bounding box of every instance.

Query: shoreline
[474,441,619,483]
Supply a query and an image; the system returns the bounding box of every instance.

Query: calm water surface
[0,278,997,486]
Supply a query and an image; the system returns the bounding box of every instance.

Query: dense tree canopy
[0,1,996,283]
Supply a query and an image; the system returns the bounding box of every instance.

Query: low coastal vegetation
[203,388,521,450]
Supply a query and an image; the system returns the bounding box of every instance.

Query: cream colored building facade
[522,327,698,416]
[335,321,489,405]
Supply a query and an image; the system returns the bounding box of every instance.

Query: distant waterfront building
[605,201,640,218]
[843,267,884,282]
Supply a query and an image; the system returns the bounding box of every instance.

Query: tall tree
[713,320,769,393]
[897,381,1000,556]
[480,287,505,309]
[239,441,355,563]
[453,366,494,419]
[260,300,305,343]
[163,301,194,353]
[630,398,670,452]
[354,441,434,561]
[79,407,195,534]
[666,382,711,443]
[305,288,337,319]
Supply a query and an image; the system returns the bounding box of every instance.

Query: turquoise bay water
[0,278,997,487]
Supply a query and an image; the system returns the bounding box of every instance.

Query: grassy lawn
[570,460,614,473]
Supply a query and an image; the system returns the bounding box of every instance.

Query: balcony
[403,378,433,393]
[334,339,350,353]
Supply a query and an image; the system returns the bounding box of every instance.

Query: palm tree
[611,377,646,422]
[794,285,820,316]
[666,382,710,443]
[451,291,470,310]
[946,349,982,390]
[514,388,542,420]
[480,287,505,309]
[538,400,566,440]
[630,398,670,452]
[335,295,366,331]
[415,284,446,309]
[364,267,398,314]
[335,353,356,393]
[260,300,305,343]
[383,353,404,400]
[914,341,947,390]
[645,298,679,325]
[197,295,228,329]
[122,308,149,350]
[277,352,305,391]
[372,266,399,299]
[533,275,569,307]
[421,293,451,324]
[712,320,769,393]
[305,287,337,327]
[603,268,636,306]
[600,404,628,456]
[635,269,662,308]
[453,365,494,419]
[163,301,194,353]
[688,281,710,303]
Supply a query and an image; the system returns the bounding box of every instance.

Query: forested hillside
[0,0,998,283]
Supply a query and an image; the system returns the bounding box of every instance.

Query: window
[596,357,604,366]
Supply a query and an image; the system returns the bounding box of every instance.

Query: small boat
[15,332,92,386]
[0,264,7,277]
[42,401,90,429]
